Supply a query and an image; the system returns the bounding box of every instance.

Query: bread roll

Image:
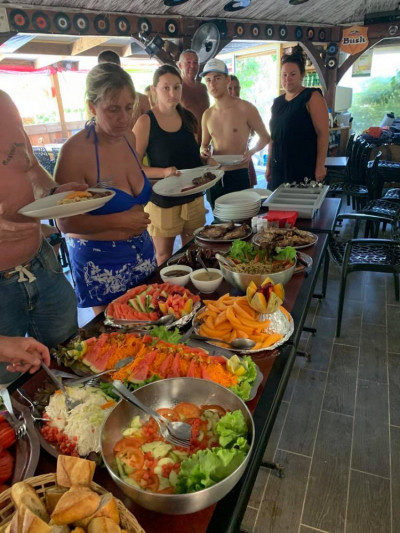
[74,493,119,528]
[70,529,85,533]
[49,527,70,533]
[20,506,52,533]
[10,483,49,523]
[87,517,121,533]
[56,456,95,488]
[44,488,68,515]
[51,488,100,525]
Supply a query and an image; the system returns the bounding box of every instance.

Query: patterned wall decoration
[6,8,335,47]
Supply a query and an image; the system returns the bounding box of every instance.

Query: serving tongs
[113,380,192,448]
[64,356,134,387]
[107,314,174,329]
[0,386,27,439]
[40,362,81,413]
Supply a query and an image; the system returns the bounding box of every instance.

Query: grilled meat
[198,221,235,239]
[223,223,251,240]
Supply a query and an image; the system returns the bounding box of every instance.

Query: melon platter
[105,282,201,323]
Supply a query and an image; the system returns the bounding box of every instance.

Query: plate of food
[33,383,117,460]
[18,188,115,219]
[194,221,252,242]
[167,247,222,269]
[152,167,224,197]
[211,155,245,166]
[104,282,201,329]
[252,227,318,249]
[192,293,294,354]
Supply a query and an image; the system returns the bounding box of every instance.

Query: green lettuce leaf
[216,410,249,450]
[175,447,246,493]
[147,326,182,344]
[229,355,258,401]
[273,246,297,262]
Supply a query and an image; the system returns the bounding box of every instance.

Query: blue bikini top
[85,122,152,215]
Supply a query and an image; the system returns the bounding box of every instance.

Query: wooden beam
[70,36,110,56]
[50,71,68,139]
[17,42,71,56]
[34,56,59,69]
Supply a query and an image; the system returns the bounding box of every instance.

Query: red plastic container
[262,210,298,228]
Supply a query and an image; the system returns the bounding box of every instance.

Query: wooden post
[50,69,68,139]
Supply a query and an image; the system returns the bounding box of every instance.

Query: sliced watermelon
[159,353,173,378]
[168,353,181,378]
[129,361,150,382]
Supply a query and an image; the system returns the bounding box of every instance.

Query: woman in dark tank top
[266,45,329,191]
[134,65,206,265]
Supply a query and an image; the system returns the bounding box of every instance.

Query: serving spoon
[215,253,237,270]
[196,250,212,280]
[189,333,255,350]
[109,314,174,328]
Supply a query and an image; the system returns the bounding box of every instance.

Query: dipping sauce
[192,271,222,281]
[162,269,189,277]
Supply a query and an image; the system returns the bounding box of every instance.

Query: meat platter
[193,222,252,242]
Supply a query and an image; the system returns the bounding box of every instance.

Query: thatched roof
[0,0,399,27]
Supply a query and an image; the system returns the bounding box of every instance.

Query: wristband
[48,186,58,196]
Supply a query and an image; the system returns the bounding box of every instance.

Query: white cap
[200,58,229,77]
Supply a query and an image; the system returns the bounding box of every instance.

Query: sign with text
[340,26,369,55]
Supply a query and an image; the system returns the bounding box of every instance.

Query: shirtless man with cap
[200,58,270,208]
[178,49,210,144]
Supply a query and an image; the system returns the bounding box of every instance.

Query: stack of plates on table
[213,190,261,222]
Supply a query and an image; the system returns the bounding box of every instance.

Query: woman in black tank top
[134,65,206,265]
[266,46,329,191]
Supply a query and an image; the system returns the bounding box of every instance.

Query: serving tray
[262,184,329,218]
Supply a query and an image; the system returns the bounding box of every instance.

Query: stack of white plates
[213,190,261,221]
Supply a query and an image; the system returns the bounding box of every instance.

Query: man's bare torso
[0,93,41,269]
[181,81,209,143]
[205,99,251,168]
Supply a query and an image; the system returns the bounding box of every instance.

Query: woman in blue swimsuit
[55,63,157,313]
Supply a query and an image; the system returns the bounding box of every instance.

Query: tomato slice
[200,404,227,417]
[114,436,144,454]
[173,402,201,420]
[133,470,160,492]
[125,448,145,470]
[157,408,179,421]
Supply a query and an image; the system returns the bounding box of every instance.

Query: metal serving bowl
[101,378,254,515]
[218,260,296,292]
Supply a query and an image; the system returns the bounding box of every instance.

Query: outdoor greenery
[350,71,400,134]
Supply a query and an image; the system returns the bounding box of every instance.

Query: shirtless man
[0,91,82,380]
[200,58,270,208]
[178,49,210,144]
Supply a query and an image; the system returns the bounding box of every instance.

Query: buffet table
[10,197,340,533]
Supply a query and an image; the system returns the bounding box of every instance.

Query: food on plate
[40,386,116,456]
[196,293,290,351]
[55,332,258,401]
[227,240,296,274]
[105,282,200,322]
[197,221,251,240]
[4,455,135,533]
[180,171,216,192]
[0,415,16,484]
[169,247,219,269]
[57,190,112,205]
[246,277,285,314]
[254,227,317,248]
[114,403,249,494]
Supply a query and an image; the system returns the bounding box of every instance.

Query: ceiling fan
[191,23,221,64]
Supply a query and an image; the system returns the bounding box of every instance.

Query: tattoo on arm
[2,142,25,166]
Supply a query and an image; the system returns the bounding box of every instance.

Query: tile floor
[240,212,400,533]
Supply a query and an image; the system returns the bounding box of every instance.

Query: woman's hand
[0,336,50,374]
[163,167,181,178]
[315,165,327,182]
[124,204,151,237]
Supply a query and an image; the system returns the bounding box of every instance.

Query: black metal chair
[32,146,56,175]
[326,132,355,198]
[329,212,400,337]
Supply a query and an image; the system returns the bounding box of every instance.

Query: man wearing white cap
[200,58,270,209]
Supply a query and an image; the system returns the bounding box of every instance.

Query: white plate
[18,188,115,219]
[211,155,245,166]
[215,190,261,206]
[152,167,224,197]
[251,188,272,200]
[252,230,318,250]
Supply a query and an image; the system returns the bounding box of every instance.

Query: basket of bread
[0,455,145,533]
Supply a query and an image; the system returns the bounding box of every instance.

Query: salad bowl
[101,377,254,515]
